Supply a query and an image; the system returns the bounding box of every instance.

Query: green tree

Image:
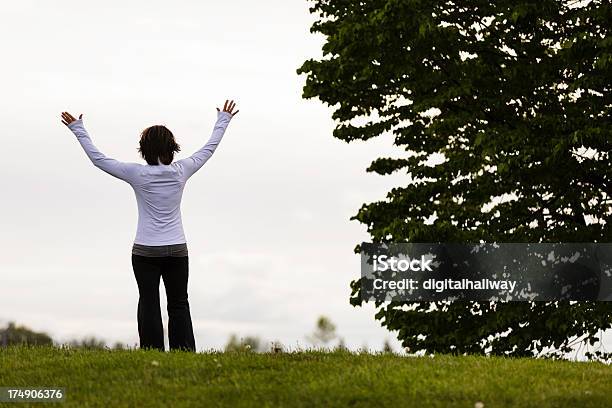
[0,322,53,346]
[224,334,263,352]
[306,316,338,348]
[298,0,611,358]
[383,339,394,354]
[65,336,107,350]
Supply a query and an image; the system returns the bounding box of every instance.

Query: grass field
[1,346,611,407]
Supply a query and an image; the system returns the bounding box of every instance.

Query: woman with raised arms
[60,100,239,351]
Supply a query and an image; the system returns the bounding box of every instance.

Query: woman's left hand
[61,112,83,127]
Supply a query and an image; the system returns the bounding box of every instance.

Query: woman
[60,100,239,352]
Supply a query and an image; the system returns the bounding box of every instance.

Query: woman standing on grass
[60,100,239,352]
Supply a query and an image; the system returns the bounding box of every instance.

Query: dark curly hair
[138,125,181,165]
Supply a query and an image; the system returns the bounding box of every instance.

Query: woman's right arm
[175,100,238,180]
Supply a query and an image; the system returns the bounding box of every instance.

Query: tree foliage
[306,316,338,347]
[298,0,612,358]
[0,322,53,346]
[65,336,109,350]
[225,334,263,353]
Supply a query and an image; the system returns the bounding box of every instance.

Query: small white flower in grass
[474,401,484,408]
[213,357,222,368]
[151,360,160,367]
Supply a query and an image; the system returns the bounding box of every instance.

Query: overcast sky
[0,0,409,351]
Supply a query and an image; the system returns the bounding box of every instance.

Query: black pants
[131,254,196,352]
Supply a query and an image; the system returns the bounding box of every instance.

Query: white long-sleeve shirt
[67,111,233,246]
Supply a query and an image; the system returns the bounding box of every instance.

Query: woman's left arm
[61,112,140,183]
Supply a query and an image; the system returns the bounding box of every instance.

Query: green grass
[1,346,611,407]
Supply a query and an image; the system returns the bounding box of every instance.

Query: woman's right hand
[217,100,239,117]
